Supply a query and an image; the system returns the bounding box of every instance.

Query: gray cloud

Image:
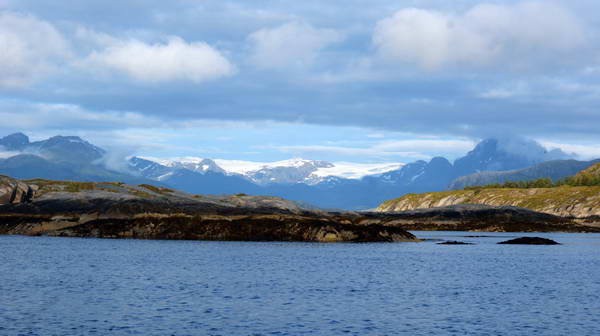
[1,0,600,151]
[248,21,343,70]
[0,12,70,88]
[373,2,588,71]
[495,136,572,161]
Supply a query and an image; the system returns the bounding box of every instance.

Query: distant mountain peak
[138,156,226,175]
[8,133,107,164]
[44,135,90,145]
[0,132,30,150]
[454,137,570,175]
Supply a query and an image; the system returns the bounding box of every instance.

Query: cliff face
[0,176,417,243]
[0,176,36,204]
[376,186,600,218]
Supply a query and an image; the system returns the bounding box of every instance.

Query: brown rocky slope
[376,186,600,218]
[376,163,600,227]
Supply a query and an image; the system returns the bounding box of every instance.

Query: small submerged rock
[498,237,560,245]
[437,241,474,245]
[463,235,496,238]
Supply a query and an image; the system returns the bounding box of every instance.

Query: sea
[1,232,599,335]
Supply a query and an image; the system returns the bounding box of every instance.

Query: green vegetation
[24,179,99,196]
[464,163,600,190]
[64,182,96,193]
[465,178,555,190]
[130,190,152,199]
[139,184,174,195]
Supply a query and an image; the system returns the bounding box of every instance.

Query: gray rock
[0,175,35,204]
[498,237,560,245]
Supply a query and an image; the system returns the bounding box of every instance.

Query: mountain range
[136,156,405,185]
[1,132,597,209]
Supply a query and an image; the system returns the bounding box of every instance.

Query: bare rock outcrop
[0,177,417,243]
[0,175,36,205]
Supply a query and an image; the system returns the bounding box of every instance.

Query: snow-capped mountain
[136,157,405,185]
[139,157,226,175]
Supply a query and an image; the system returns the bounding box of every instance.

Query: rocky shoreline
[0,199,420,243]
[0,176,417,242]
[2,176,599,242]
[368,204,600,233]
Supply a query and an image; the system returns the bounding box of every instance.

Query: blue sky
[1,0,600,162]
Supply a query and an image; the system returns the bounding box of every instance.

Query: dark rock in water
[498,237,560,245]
[437,241,474,245]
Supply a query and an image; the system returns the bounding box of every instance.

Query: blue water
[1,232,600,336]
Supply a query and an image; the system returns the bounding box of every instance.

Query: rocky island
[0,175,417,243]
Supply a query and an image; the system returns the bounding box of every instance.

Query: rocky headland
[377,186,600,218]
[0,176,417,243]
[378,163,600,220]
[370,204,599,232]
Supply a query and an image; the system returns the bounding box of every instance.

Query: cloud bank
[248,22,343,70]
[373,2,587,71]
[0,12,69,87]
[0,1,600,162]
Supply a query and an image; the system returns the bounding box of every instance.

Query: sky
[1,0,600,163]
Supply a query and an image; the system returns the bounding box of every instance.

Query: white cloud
[0,12,70,88]
[0,100,163,130]
[274,139,475,161]
[540,141,600,160]
[373,2,586,71]
[0,149,19,159]
[375,139,475,153]
[275,144,430,160]
[248,22,343,70]
[86,36,235,82]
[479,82,530,99]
